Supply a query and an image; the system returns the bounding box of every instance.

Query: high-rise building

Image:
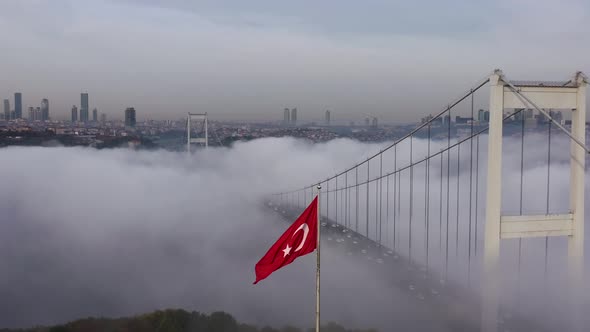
[365,117,370,126]
[100,113,107,124]
[35,107,41,121]
[443,115,451,125]
[125,107,136,127]
[325,110,331,125]
[283,108,290,125]
[92,108,98,122]
[41,98,49,121]
[80,108,89,123]
[14,93,22,119]
[71,105,78,122]
[3,99,9,121]
[290,108,297,125]
[371,117,378,128]
[80,93,89,123]
[478,109,485,122]
[28,107,35,121]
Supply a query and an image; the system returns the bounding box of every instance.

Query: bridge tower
[187,112,208,152]
[483,70,587,332]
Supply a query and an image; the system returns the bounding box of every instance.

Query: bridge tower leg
[569,73,586,330]
[482,70,504,332]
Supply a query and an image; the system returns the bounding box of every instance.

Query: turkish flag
[254,196,318,284]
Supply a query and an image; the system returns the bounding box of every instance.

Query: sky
[0,0,589,121]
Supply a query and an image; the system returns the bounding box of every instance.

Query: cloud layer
[0,132,588,330]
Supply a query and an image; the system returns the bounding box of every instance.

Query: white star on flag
[282,244,292,257]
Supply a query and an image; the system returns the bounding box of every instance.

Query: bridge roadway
[268,203,547,332]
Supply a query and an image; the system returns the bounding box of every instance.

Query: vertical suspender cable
[409,136,414,262]
[426,124,431,272]
[445,107,451,280]
[519,109,525,279]
[366,160,370,238]
[456,144,461,258]
[394,146,398,250]
[386,172,390,246]
[468,90,474,286]
[335,176,338,224]
[379,153,383,245]
[345,172,349,229]
[356,167,359,232]
[545,117,552,279]
[474,136,480,256]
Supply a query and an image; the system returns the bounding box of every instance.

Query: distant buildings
[371,117,378,128]
[325,110,331,125]
[41,98,49,121]
[283,108,290,125]
[28,107,43,121]
[80,108,89,123]
[282,107,298,126]
[290,108,297,125]
[455,116,472,124]
[476,109,490,123]
[365,117,370,126]
[443,115,451,125]
[14,93,22,119]
[71,105,78,122]
[3,99,9,120]
[80,93,89,123]
[125,107,136,127]
[92,108,98,122]
[100,113,107,124]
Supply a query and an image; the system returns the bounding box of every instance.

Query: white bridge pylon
[483,70,588,332]
[187,112,208,152]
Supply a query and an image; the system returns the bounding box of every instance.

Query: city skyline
[0,0,588,122]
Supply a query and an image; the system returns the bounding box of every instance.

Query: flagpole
[316,184,321,332]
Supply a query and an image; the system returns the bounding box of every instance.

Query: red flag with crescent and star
[254,196,318,284]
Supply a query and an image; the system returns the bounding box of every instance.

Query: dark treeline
[0,309,378,332]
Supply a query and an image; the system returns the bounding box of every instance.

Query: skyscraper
[100,113,107,124]
[35,107,41,121]
[92,108,98,122]
[283,108,290,125]
[325,110,331,125]
[80,93,89,123]
[125,107,136,127]
[14,93,22,119]
[478,109,485,122]
[3,99,9,121]
[80,108,89,122]
[41,99,49,121]
[28,107,35,121]
[71,106,78,122]
[290,108,297,125]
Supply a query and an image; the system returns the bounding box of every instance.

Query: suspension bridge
[268,70,588,332]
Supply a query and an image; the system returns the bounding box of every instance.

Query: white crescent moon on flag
[292,223,309,252]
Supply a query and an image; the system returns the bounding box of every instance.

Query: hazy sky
[0,0,588,121]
